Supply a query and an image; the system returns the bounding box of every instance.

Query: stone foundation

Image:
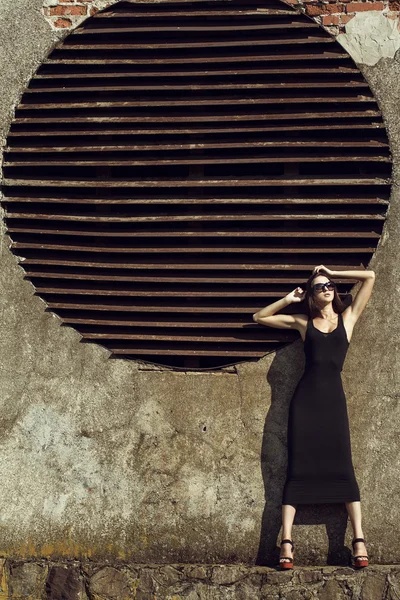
[0,560,399,600]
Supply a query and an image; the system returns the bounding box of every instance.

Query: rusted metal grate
[1,0,391,369]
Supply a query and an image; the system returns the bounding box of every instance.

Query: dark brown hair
[305,272,347,318]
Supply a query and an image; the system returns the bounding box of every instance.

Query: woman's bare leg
[280,504,297,558]
[345,501,368,556]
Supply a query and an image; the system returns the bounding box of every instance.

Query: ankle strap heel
[279,539,295,570]
[351,538,369,569]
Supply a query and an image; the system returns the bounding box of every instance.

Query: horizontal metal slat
[7,125,385,136]
[25,82,369,92]
[32,287,319,297]
[105,348,269,357]
[7,141,387,151]
[73,23,319,34]
[61,318,253,328]
[19,259,373,271]
[13,111,383,123]
[21,271,362,284]
[43,301,341,314]
[17,96,375,109]
[79,332,282,343]
[93,10,299,18]
[4,212,386,221]
[34,68,361,78]
[3,177,391,187]
[43,53,351,65]
[7,227,382,238]
[60,38,334,50]
[5,157,390,167]
[3,197,390,205]
[12,242,378,253]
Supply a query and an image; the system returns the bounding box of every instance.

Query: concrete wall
[0,0,399,566]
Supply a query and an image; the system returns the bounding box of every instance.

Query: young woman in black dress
[253,264,375,569]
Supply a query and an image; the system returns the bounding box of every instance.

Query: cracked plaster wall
[0,0,399,565]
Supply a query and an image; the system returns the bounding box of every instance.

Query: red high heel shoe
[351,537,369,569]
[279,539,294,570]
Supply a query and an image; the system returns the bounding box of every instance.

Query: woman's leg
[345,501,368,556]
[280,504,297,557]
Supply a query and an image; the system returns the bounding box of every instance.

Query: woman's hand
[312,264,335,277]
[286,287,306,303]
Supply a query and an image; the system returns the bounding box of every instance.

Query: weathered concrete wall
[0,0,399,566]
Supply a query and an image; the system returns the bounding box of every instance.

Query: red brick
[306,3,344,15]
[49,5,87,16]
[54,17,73,27]
[90,6,99,15]
[346,1,384,10]
[322,14,341,23]
[340,13,356,22]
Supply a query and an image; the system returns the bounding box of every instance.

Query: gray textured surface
[0,0,399,564]
[337,12,400,66]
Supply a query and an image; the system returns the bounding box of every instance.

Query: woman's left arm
[313,265,375,322]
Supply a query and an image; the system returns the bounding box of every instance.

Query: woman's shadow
[254,338,352,567]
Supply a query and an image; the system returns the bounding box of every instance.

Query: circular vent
[0,0,392,370]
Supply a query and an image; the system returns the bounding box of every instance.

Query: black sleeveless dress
[282,312,360,504]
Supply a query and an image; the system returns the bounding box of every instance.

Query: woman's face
[312,276,335,303]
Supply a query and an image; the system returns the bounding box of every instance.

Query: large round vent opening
[1,0,391,369]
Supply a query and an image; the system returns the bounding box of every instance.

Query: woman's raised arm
[253,287,308,331]
[331,268,375,324]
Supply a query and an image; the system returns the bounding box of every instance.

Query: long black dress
[282,312,360,504]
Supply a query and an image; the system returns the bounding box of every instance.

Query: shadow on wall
[255,332,353,567]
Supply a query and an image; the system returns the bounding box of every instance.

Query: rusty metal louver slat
[1,0,392,369]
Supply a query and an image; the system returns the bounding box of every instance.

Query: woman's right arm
[253,287,307,331]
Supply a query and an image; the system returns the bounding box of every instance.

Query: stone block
[284,590,310,600]
[266,570,294,585]
[361,571,387,600]
[234,574,264,600]
[388,571,400,600]
[45,566,87,600]
[154,565,183,588]
[211,566,246,585]
[133,568,156,599]
[0,559,8,597]
[317,579,346,600]
[331,567,355,576]
[9,562,47,599]
[89,567,132,599]
[298,569,324,584]
[260,582,280,600]
[184,565,209,580]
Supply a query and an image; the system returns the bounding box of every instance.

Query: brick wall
[41,0,400,37]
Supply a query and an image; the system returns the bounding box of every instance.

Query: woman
[253,264,375,570]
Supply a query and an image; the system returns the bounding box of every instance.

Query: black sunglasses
[312,281,336,293]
